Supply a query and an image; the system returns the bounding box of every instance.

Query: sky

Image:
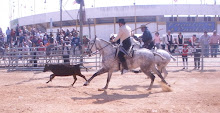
[0,0,219,34]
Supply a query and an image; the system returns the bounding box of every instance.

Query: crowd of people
[0,24,91,66]
[0,24,90,56]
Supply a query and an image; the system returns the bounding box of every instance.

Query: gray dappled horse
[130,37,176,78]
[154,49,176,78]
[84,38,169,91]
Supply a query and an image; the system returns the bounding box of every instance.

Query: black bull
[43,64,87,86]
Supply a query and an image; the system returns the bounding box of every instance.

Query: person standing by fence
[182,44,188,69]
[200,31,210,57]
[192,42,201,70]
[6,27,11,44]
[154,32,161,49]
[166,30,174,53]
[209,30,220,58]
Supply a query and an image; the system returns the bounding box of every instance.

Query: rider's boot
[121,61,129,74]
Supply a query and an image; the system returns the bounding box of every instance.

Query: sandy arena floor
[0,68,220,113]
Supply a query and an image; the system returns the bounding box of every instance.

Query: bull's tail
[170,55,176,61]
[153,52,166,60]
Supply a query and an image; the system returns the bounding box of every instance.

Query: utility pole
[76,0,85,63]
[60,0,63,31]
[79,0,84,63]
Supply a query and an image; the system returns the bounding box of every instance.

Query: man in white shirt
[112,19,131,70]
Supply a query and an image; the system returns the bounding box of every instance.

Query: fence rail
[0,45,220,72]
[0,46,102,71]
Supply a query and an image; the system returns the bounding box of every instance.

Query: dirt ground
[0,68,220,113]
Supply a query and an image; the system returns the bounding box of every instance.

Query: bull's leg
[71,75,77,86]
[78,74,87,81]
[99,70,113,91]
[46,74,55,83]
[83,68,108,86]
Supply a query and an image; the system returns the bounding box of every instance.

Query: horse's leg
[99,70,113,91]
[152,66,168,85]
[83,68,108,86]
[163,67,168,78]
[142,70,155,90]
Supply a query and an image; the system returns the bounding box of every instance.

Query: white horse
[154,49,176,78]
[130,37,176,78]
[84,38,169,91]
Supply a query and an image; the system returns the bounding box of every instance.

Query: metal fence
[166,45,220,71]
[0,46,101,72]
[0,45,219,72]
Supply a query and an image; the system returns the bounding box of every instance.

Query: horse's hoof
[98,88,106,91]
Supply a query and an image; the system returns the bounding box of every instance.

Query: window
[169,17,177,22]
[187,17,195,22]
[204,17,211,21]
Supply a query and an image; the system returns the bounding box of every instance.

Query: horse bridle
[87,36,111,56]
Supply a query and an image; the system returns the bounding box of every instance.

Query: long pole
[60,0,63,31]
[79,0,84,63]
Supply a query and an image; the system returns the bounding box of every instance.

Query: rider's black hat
[117,19,126,24]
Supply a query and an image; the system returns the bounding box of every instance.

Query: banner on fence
[167,22,215,32]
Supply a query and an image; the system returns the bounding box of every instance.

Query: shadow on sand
[4,75,49,86]
[71,84,167,104]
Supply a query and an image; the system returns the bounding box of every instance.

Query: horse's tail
[153,52,166,60]
[170,54,176,61]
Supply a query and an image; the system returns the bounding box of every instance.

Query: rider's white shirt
[113,25,131,44]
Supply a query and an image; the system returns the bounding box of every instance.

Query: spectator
[82,35,90,47]
[182,44,188,69]
[38,42,46,56]
[200,31,210,57]
[6,27,11,44]
[61,39,70,65]
[31,43,38,67]
[71,32,81,55]
[161,35,166,50]
[165,30,174,53]
[190,34,197,47]
[154,32,161,49]
[209,30,220,57]
[11,29,16,41]
[56,29,61,43]
[15,24,20,38]
[43,36,48,45]
[22,42,29,56]
[192,42,201,70]
[177,32,184,47]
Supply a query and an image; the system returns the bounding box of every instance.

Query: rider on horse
[111,19,131,71]
[140,25,154,50]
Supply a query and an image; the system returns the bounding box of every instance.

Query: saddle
[115,45,135,71]
[115,45,135,58]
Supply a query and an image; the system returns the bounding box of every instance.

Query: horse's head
[86,37,98,57]
[86,37,112,57]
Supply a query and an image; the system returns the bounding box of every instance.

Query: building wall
[13,5,220,27]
